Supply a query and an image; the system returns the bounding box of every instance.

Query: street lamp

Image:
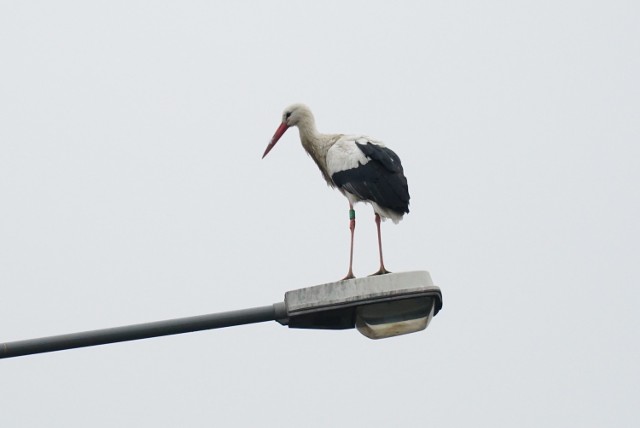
[0,271,442,359]
[283,271,442,339]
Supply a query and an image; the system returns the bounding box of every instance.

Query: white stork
[262,104,410,280]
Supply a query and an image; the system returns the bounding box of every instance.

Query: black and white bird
[262,104,410,280]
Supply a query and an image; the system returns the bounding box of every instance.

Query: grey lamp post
[1,271,442,359]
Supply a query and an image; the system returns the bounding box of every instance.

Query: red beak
[262,122,290,158]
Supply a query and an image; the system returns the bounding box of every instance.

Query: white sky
[1,1,638,427]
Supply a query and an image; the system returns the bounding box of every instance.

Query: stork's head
[262,104,314,158]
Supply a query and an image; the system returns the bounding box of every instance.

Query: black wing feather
[356,141,403,173]
[331,142,410,215]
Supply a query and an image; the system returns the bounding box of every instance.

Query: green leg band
[349,209,355,220]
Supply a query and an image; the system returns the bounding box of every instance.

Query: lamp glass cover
[355,296,435,339]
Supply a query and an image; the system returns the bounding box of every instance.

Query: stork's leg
[342,203,356,280]
[371,213,391,275]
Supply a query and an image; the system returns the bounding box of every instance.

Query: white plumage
[326,136,373,175]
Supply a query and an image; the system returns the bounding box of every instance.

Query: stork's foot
[341,271,356,281]
[369,268,391,276]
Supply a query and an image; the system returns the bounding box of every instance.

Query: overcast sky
[1,1,638,427]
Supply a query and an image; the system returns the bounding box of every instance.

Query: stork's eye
[285,111,292,119]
